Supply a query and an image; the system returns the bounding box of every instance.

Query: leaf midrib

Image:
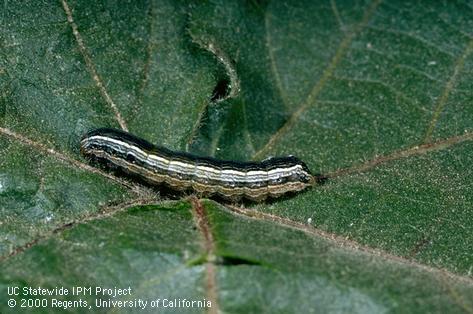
[1,191,472,287]
[1,0,472,291]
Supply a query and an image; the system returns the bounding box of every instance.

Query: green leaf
[1,1,472,313]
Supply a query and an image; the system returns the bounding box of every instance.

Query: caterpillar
[80,128,315,201]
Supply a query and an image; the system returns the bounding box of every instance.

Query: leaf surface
[1,1,472,313]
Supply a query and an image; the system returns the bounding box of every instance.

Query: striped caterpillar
[80,128,315,201]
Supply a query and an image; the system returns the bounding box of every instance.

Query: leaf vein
[327,131,473,178]
[129,1,155,123]
[189,197,219,314]
[423,38,473,142]
[265,11,291,109]
[366,25,456,58]
[0,198,160,262]
[61,0,128,131]
[330,0,345,32]
[0,127,136,190]
[225,204,473,285]
[252,0,382,160]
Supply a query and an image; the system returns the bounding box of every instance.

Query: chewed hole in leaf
[211,77,231,102]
